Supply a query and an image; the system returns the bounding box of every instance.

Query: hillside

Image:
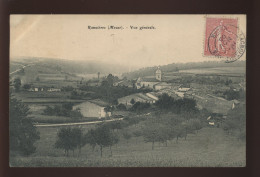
[11,57,132,75]
[122,60,246,79]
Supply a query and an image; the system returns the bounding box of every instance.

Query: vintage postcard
[9,15,246,167]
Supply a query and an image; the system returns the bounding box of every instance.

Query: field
[10,125,245,167]
[178,67,245,75]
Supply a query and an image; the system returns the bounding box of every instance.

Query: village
[9,59,246,167]
[10,60,246,127]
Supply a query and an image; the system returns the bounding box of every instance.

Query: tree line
[43,102,83,119]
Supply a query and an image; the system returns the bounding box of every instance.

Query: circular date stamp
[204,18,246,63]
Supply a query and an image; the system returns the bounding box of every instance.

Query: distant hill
[11,57,132,75]
[122,60,246,79]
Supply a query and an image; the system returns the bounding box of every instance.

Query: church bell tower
[155,67,162,81]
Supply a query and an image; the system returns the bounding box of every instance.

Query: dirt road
[35,118,123,127]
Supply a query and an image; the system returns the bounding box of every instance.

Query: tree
[131,102,150,113]
[71,127,86,156]
[10,97,40,155]
[23,84,31,90]
[107,132,119,156]
[223,89,240,100]
[43,105,55,115]
[70,108,83,119]
[130,98,136,105]
[122,130,132,144]
[13,78,21,91]
[190,119,203,134]
[106,74,114,87]
[55,127,78,156]
[133,130,142,144]
[117,103,126,111]
[156,93,174,110]
[142,121,165,150]
[62,102,73,111]
[35,76,40,81]
[222,105,246,140]
[85,129,97,151]
[173,125,185,143]
[93,125,114,157]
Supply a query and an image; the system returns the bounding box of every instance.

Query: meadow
[178,67,245,75]
[10,124,246,167]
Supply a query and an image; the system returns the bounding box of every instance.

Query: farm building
[113,80,134,88]
[154,82,173,90]
[135,77,160,89]
[193,94,237,115]
[118,93,157,106]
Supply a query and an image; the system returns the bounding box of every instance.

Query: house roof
[139,77,160,82]
[178,88,191,92]
[154,82,172,87]
[136,93,157,101]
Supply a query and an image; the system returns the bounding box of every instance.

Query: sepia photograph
[9,14,246,167]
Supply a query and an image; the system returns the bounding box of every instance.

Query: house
[113,79,133,88]
[178,87,191,92]
[135,77,160,89]
[118,93,157,106]
[154,82,173,90]
[47,88,61,92]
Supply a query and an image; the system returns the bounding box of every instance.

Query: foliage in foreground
[10,96,40,155]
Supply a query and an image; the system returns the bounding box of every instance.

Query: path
[35,118,123,127]
[10,64,35,75]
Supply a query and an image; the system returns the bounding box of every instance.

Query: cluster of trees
[55,115,147,157]
[61,86,74,92]
[13,78,21,92]
[223,88,245,101]
[143,116,204,149]
[10,96,40,155]
[55,125,119,157]
[156,94,198,114]
[43,103,83,119]
[55,127,85,156]
[222,105,246,140]
[101,74,119,87]
[130,102,151,113]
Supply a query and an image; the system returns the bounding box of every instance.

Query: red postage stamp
[204,17,239,58]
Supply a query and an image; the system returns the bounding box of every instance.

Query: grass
[10,126,246,167]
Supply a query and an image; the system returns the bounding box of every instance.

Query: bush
[130,102,150,112]
[116,103,127,111]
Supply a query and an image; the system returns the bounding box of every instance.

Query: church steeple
[155,67,162,81]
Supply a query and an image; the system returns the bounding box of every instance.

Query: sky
[10,15,246,68]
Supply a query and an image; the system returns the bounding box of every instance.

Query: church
[135,67,171,90]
